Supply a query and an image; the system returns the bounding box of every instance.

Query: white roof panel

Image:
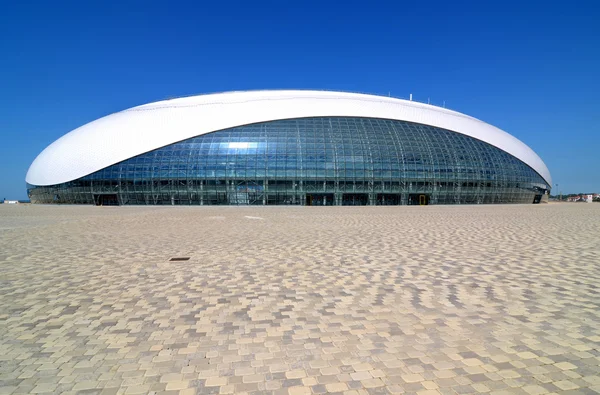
[26,90,552,186]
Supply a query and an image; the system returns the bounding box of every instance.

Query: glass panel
[28,117,550,205]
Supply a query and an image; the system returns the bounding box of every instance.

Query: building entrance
[408,194,430,205]
[94,194,119,206]
[376,193,401,205]
[533,194,542,204]
[305,193,334,206]
[342,193,369,206]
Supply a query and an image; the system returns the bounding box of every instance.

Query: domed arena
[26,90,551,206]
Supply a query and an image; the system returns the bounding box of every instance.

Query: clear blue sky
[1,0,598,199]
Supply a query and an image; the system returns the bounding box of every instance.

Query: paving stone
[470,383,491,393]
[285,371,306,379]
[522,384,550,395]
[553,380,580,390]
[362,378,385,388]
[402,374,424,383]
[124,385,151,394]
[554,362,578,371]
[204,377,227,387]
[326,382,349,392]
[287,386,311,395]
[165,381,189,391]
[351,371,373,381]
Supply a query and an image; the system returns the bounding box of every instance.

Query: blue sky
[1,0,598,199]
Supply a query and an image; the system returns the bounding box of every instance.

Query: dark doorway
[305,193,334,206]
[342,193,368,206]
[94,194,119,206]
[376,193,400,205]
[408,194,430,206]
[267,194,298,205]
[533,194,542,204]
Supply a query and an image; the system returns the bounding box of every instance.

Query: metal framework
[28,117,550,206]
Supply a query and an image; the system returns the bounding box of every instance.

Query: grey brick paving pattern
[0,204,599,395]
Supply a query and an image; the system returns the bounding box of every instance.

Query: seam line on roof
[124,96,480,123]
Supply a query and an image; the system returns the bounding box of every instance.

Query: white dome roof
[26,90,552,186]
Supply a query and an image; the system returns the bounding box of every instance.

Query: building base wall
[29,182,545,206]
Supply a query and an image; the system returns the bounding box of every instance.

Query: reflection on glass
[28,117,549,205]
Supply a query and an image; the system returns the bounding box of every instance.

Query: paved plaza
[1,204,599,395]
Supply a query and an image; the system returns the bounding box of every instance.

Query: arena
[26,91,551,205]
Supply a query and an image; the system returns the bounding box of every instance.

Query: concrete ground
[0,203,599,395]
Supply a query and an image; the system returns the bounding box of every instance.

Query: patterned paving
[0,204,599,395]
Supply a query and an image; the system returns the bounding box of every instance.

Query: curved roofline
[26,90,552,186]
[155,89,461,114]
[132,90,477,121]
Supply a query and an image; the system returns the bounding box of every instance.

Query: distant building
[3,199,19,204]
[567,194,599,202]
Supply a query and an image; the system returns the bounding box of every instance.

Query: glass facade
[28,117,550,205]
